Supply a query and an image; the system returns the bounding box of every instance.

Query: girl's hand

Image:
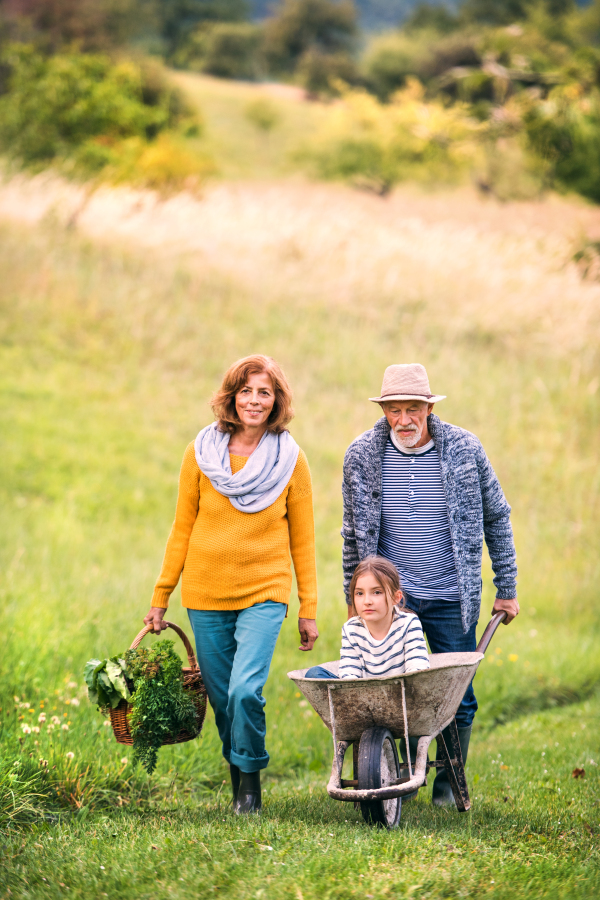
[298,618,318,651]
[144,606,168,635]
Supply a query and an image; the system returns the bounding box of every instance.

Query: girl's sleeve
[287,450,318,620]
[339,623,363,680]
[151,443,200,608]
[403,616,430,673]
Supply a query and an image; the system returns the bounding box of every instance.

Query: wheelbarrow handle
[476,611,507,655]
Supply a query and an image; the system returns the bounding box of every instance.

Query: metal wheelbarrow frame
[287,612,506,827]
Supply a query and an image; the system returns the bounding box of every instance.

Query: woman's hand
[298,618,319,651]
[144,606,168,635]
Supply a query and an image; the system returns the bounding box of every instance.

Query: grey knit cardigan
[341,414,517,633]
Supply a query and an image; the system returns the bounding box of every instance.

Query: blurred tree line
[4,0,600,200]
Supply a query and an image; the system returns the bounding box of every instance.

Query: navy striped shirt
[378,437,460,600]
[340,608,430,679]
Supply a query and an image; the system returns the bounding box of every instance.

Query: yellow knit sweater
[152,442,318,619]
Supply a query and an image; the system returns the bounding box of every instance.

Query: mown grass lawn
[0,166,599,899]
[1,696,598,899]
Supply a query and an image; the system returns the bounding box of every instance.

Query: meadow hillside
[0,75,599,900]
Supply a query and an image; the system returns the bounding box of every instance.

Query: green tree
[404,2,460,34]
[460,0,575,26]
[154,0,249,57]
[0,0,152,51]
[188,22,262,78]
[0,45,174,164]
[263,0,357,74]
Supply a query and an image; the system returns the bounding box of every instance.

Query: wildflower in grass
[62,724,69,731]
[509,654,518,662]
[70,698,80,707]
[21,724,31,734]
[13,696,19,703]
[28,708,34,713]
[39,758,48,768]
[38,713,46,723]
[67,682,77,689]
[51,715,61,725]
[47,724,54,732]
[19,702,29,709]
[66,752,75,760]
[103,720,111,727]
[32,726,40,734]
[120,757,128,765]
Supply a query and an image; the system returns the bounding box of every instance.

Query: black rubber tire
[357,727,402,829]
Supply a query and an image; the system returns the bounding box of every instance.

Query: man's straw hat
[369,363,446,404]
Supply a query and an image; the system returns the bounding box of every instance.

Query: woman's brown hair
[348,556,405,618]
[210,355,294,435]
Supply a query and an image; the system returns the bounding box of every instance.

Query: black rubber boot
[234,770,262,815]
[229,764,240,803]
[432,725,472,808]
[398,735,421,801]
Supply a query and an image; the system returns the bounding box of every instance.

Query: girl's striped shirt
[339,608,430,679]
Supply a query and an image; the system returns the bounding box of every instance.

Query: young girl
[305,557,430,679]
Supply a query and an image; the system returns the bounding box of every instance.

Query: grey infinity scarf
[194,422,300,513]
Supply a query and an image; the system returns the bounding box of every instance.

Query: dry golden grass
[1,173,600,359]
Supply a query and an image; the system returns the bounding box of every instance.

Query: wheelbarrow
[287,611,506,829]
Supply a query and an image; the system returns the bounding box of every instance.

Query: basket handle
[129,621,199,670]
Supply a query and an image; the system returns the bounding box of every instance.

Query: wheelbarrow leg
[353,741,360,811]
[437,719,471,812]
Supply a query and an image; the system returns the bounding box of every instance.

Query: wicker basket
[109,621,207,746]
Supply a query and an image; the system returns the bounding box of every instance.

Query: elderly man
[342,363,518,806]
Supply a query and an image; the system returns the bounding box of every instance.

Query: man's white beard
[394,424,422,448]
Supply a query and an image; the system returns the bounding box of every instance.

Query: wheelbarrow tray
[288,652,483,805]
[288,652,483,741]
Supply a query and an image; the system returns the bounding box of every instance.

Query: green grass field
[1,74,599,899]
[171,73,327,180]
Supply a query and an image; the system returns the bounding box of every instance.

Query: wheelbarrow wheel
[357,727,402,829]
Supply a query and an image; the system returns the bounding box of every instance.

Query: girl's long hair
[210,354,294,435]
[349,556,405,618]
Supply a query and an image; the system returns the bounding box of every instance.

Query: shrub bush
[244,97,281,131]
[296,47,358,96]
[524,86,600,201]
[0,45,187,165]
[301,78,484,194]
[184,22,264,79]
[0,44,212,192]
[362,32,434,101]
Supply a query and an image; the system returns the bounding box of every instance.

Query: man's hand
[298,618,319,651]
[144,606,168,635]
[492,597,520,625]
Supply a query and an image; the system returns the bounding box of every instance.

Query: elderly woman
[144,355,319,814]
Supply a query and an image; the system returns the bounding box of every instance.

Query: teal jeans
[187,601,286,773]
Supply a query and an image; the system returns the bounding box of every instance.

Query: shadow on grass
[479,680,600,731]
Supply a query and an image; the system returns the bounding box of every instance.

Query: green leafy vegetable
[83,656,131,709]
[124,641,199,775]
[84,640,202,775]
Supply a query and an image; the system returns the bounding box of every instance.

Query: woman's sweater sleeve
[287,450,318,620]
[151,443,200,609]
[339,622,363,679]
[403,615,430,673]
